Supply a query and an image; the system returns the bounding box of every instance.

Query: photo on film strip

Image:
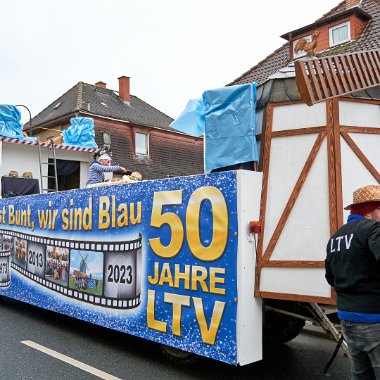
[0,234,11,288]
[13,236,27,270]
[2,234,13,252]
[69,250,104,296]
[45,245,69,287]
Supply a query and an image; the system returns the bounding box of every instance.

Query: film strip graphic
[0,250,11,287]
[0,229,142,309]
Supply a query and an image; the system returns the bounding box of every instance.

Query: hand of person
[120,167,132,175]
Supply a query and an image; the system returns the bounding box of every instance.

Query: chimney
[118,76,130,102]
[346,0,361,8]
[95,81,107,88]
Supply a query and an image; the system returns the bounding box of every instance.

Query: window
[329,21,350,46]
[135,132,149,156]
[292,35,312,59]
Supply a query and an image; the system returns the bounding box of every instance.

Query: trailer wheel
[263,300,305,344]
[159,344,199,366]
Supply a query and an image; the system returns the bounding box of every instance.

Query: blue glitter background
[0,172,239,364]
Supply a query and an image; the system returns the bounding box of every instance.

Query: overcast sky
[1,0,337,123]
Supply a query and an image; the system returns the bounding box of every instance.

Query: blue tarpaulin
[0,104,37,141]
[170,98,205,137]
[170,83,258,173]
[61,117,98,148]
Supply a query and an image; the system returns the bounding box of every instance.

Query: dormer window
[329,21,350,46]
[282,6,369,59]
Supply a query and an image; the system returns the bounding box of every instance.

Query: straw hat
[344,185,380,210]
[8,170,18,177]
[123,171,142,183]
[22,172,33,179]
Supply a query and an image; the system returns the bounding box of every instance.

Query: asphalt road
[0,296,350,380]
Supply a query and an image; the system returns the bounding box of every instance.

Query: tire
[263,300,306,344]
[159,344,199,366]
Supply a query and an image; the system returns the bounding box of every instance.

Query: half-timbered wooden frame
[254,88,380,304]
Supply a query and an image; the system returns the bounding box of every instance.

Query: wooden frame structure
[254,96,380,303]
[295,49,380,105]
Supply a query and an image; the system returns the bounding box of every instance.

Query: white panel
[256,108,264,135]
[272,102,326,131]
[80,161,90,189]
[2,143,41,180]
[349,133,380,174]
[339,101,380,128]
[1,142,94,191]
[271,139,330,261]
[263,134,317,253]
[236,171,263,365]
[341,135,380,221]
[260,267,331,297]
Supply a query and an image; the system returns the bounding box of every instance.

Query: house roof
[280,6,371,40]
[229,0,380,86]
[28,81,174,132]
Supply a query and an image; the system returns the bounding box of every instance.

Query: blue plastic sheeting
[170,83,258,173]
[0,104,37,141]
[170,98,205,137]
[61,117,98,148]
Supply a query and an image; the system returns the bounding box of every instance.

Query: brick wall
[92,117,204,179]
[291,14,368,59]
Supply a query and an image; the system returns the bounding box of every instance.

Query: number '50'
[149,187,228,262]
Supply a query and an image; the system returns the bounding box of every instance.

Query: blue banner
[0,172,239,364]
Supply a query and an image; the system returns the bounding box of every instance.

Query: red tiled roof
[230,0,380,85]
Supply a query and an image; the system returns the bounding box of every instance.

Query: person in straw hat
[86,153,131,186]
[325,185,380,379]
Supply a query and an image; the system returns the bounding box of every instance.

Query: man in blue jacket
[86,154,130,186]
[325,185,380,380]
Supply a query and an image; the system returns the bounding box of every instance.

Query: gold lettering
[148,262,160,285]
[164,293,190,336]
[147,290,167,332]
[117,203,128,227]
[209,267,226,295]
[191,266,208,292]
[83,197,92,230]
[98,196,110,229]
[158,262,174,287]
[193,297,225,345]
[61,209,69,230]
[173,264,190,289]
[130,201,142,225]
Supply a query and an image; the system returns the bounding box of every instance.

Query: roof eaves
[280,6,371,40]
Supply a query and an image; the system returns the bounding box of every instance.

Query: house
[27,76,204,184]
[230,0,379,86]
[225,0,380,303]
